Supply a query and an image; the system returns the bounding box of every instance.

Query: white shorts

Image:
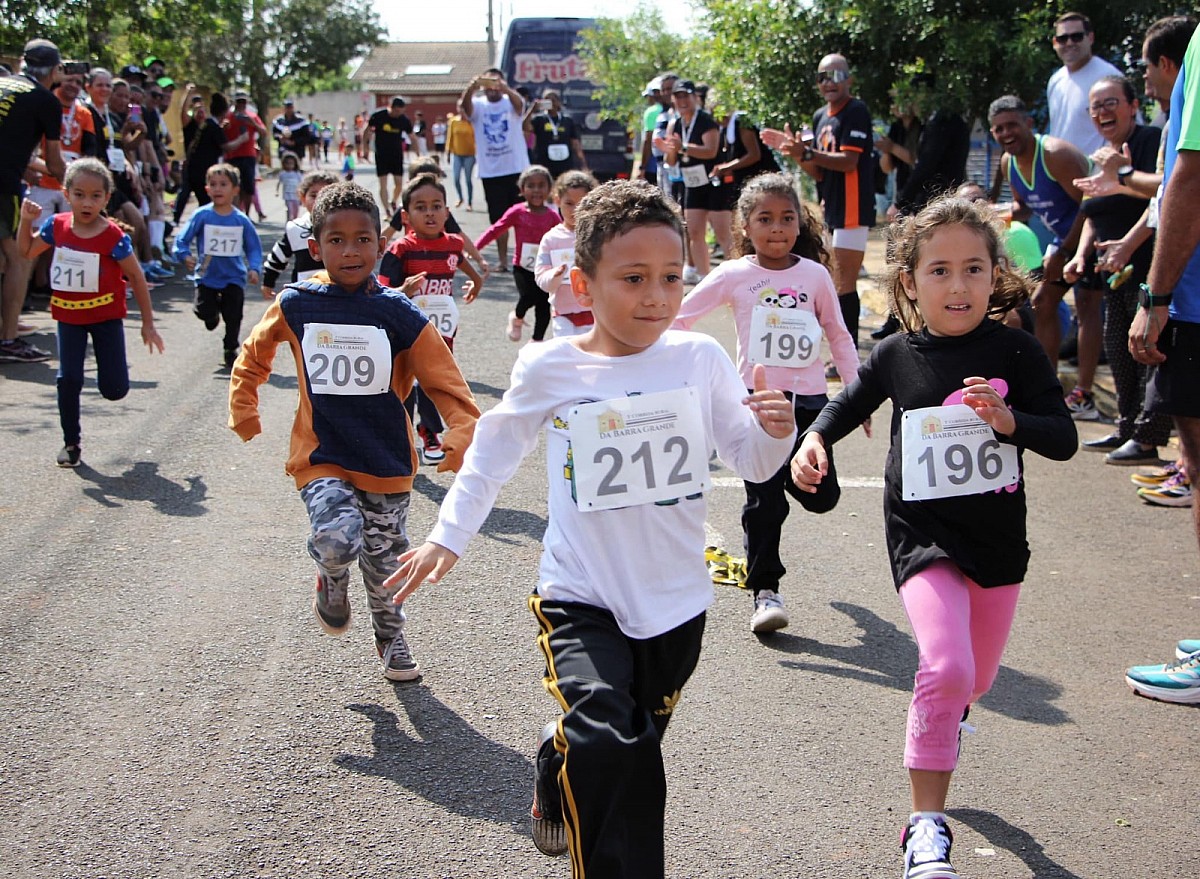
[831,226,869,251]
[27,186,68,226]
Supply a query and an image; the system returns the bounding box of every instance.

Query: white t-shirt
[428,332,795,639]
[468,94,530,179]
[1047,55,1123,155]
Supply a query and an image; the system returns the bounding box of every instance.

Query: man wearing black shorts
[0,39,65,363]
[364,97,412,211]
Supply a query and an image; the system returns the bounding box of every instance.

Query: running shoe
[0,339,51,363]
[56,444,81,468]
[1081,432,1123,452]
[1176,639,1200,660]
[418,426,446,464]
[1137,470,1192,507]
[531,721,568,857]
[1105,440,1160,466]
[1130,461,1181,487]
[901,813,959,879]
[825,363,841,381]
[1064,386,1099,421]
[506,312,524,342]
[750,589,789,633]
[1125,650,1200,704]
[682,265,703,285]
[376,631,420,681]
[313,572,350,635]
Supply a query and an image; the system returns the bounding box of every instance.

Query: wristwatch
[1117,164,1134,184]
[801,146,814,162]
[1138,283,1172,308]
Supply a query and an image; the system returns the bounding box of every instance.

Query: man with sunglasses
[764,54,874,359]
[1048,12,1123,156]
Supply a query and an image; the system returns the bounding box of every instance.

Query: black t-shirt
[808,319,1077,589]
[530,111,580,170]
[0,74,61,195]
[670,109,719,174]
[184,117,227,176]
[895,109,971,214]
[369,108,412,159]
[1080,124,1161,276]
[886,118,922,194]
[812,97,876,229]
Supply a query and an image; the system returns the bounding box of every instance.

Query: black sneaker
[223,347,239,368]
[871,315,901,340]
[531,721,568,856]
[901,813,959,879]
[56,444,81,468]
[376,631,420,681]
[0,339,52,363]
[1105,440,1160,466]
[1082,432,1123,452]
[312,572,350,635]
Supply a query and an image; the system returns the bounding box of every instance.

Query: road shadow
[763,601,1069,725]
[74,460,208,516]
[334,691,532,826]
[412,475,546,544]
[948,808,1086,879]
[467,379,508,401]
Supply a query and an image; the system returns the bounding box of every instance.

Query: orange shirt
[38,99,95,190]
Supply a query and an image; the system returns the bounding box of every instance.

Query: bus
[499,17,633,181]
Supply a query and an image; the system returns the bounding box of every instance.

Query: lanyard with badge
[104,107,127,173]
[545,114,570,163]
[568,387,709,511]
[676,114,710,188]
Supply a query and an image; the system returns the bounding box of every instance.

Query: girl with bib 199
[791,196,1077,879]
[17,158,165,468]
[674,172,866,635]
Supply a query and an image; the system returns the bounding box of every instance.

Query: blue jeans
[57,318,129,447]
[450,153,475,205]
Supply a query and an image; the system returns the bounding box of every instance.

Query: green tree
[576,2,691,129]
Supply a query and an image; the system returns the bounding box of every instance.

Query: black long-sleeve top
[809,320,1077,589]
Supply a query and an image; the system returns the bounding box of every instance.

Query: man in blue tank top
[990,95,1095,409]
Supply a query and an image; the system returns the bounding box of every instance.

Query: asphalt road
[0,164,1196,879]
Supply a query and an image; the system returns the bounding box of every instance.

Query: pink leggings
[899,559,1021,772]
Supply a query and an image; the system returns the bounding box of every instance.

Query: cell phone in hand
[130,105,142,123]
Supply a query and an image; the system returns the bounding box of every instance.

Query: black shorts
[482,173,521,223]
[677,181,730,213]
[376,151,404,177]
[229,156,257,195]
[1145,318,1200,418]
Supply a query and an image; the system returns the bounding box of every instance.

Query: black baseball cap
[672,79,696,94]
[284,98,294,106]
[390,96,405,108]
[23,39,61,69]
[119,64,144,79]
[233,90,249,101]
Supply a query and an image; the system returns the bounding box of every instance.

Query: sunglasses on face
[1054,31,1087,45]
[816,69,849,85]
[149,92,163,99]
[1088,97,1124,115]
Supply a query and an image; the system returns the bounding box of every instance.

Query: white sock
[149,219,165,251]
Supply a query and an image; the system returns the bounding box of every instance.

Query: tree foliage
[0,0,382,111]
[576,2,692,127]
[576,0,1187,132]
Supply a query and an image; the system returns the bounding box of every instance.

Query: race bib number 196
[568,387,709,511]
[900,404,1019,500]
[300,323,392,395]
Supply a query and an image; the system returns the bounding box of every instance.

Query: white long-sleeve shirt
[674,254,859,394]
[534,222,588,317]
[429,332,795,638]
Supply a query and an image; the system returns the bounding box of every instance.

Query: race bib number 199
[748,306,822,367]
[568,387,709,511]
[300,323,392,395]
[900,404,1019,500]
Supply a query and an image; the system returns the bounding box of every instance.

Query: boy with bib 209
[228,182,479,682]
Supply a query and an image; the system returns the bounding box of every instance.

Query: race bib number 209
[300,323,392,395]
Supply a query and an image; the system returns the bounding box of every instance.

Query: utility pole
[486,0,495,66]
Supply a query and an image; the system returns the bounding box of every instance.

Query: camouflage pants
[300,476,411,640]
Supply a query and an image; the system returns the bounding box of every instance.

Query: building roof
[351,41,492,96]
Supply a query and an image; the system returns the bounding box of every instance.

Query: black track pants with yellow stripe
[529,594,706,879]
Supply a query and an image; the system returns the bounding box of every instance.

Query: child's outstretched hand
[790,432,828,493]
[141,324,165,354]
[247,270,260,286]
[463,279,480,302]
[184,255,197,271]
[400,272,427,295]
[385,542,460,605]
[961,376,1016,435]
[742,363,795,439]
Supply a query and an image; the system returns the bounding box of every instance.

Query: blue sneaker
[1125,650,1200,704]
[1176,639,1200,660]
